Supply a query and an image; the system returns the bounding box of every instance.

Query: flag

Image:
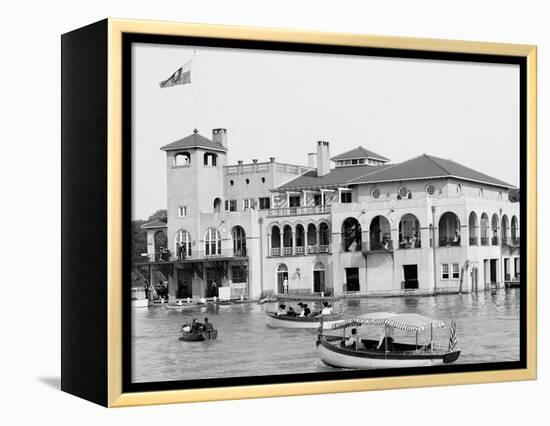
[159,59,192,88]
[339,302,345,319]
[448,319,457,351]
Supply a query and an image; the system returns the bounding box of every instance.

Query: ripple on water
[131,289,520,383]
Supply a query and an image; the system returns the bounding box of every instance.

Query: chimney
[307,153,317,168]
[317,141,330,176]
[212,128,228,149]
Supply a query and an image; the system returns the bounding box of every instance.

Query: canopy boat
[265,294,343,329]
[316,312,460,369]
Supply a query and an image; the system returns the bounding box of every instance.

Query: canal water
[131,288,520,383]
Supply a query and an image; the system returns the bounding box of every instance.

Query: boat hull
[179,329,218,342]
[316,337,460,369]
[265,312,341,329]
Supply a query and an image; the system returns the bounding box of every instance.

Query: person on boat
[276,304,288,316]
[321,302,333,315]
[286,306,296,317]
[377,329,394,351]
[190,318,202,333]
[181,323,191,333]
[344,328,358,349]
[299,304,311,317]
[202,317,214,332]
[296,302,304,316]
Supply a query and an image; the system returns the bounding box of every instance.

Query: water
[131,288,520,383]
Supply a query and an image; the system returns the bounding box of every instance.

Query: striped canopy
[330,312,397,330]
[330,312,444,332]
[385,314,445,332]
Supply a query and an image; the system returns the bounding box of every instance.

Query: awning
[330,312,397,330]
[330,312,444,332]
[385,314,445,332]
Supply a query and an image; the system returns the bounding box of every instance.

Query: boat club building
[137,128,520,301]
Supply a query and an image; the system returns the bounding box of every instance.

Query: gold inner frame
[106,18,537,407]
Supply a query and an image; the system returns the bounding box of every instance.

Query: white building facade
[140,128,520,301]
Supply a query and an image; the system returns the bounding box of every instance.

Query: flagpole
[192,50,197,131]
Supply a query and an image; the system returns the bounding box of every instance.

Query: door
[176,269,193,298]
[345,268,360,292]
[313,271,325,293]
[403,265,419,289]
[205,269,221,298]
[490,259,497,284]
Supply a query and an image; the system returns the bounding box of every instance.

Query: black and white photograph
[128,39,524,386]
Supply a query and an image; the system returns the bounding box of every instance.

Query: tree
[508,188,520,203]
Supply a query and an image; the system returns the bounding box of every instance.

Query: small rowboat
[179,329,218,342]
[265,294,342,329]
[317,312,460,369]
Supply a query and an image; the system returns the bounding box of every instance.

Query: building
[138,128,520,301]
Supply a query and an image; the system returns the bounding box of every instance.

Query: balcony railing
[271,247,281,256]
[267,205,331,218]
[398,239,421,249]
[282,247,293,255]
[307,245,318,254]
[319,245,330,253]
[270,244,331,256]
[480,237,489,246]
[137,248,248,263]
[491,236,499,246]
[439,237,461,247]
[511,236,520,246]
[363,240,394,252]
[295,246,305,255]
[469,237,479,246]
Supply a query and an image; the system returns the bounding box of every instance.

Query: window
[245,178,250,184]
[175,230,192,257]
[243,198,255,210]
[441,264,450,280]
[261,177,266,183]
[289,196,301,208]
[371,188,380,199]
[340,192,352,203]
[203,152,217,166]
[204,228,221,255]
[230,180,234,186]
[358,158,365,164]
[174,152,191,167]
[352,159,358,165]
[451,263,460,279]
[314,194,322,206]
[456,184,462,196]
[398,186,408,199]
[226,199,237,212]
[259,197,271,210]
[426,184,435,195]
[177,206,187,217]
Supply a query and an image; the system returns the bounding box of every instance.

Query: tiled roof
[275,154,514,191]
[160,129,227,152]
[141,219,167,229]
[330,146,390,162]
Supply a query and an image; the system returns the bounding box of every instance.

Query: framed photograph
[61,18,537,407]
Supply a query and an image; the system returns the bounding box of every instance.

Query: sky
[132,43,520,220]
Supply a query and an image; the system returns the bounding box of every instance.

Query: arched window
[480,213,489,245]
[313,262,326,293]
[204,228,221,255]
[203,152,218,166]
[501,215,510,246]
[511,216,519,244]
[468,212,478,245]
[283,225,293,255]
[276,263,289,294]
[319,222,330,250]
[491,214,499,245]
[175,229,192,258]
[213,198,222,213]
[399,214,421,249]
[154,230,168,261]
[438,212,461,247]
[307,224,317,253]
[174,152,191,167]
[369,215,391,250]
[342,217,362,252]
[232,226,246,257]
[295,224,305,254]
[271,226,281,256]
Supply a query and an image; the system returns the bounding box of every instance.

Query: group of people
[181,317,214,335]
[342,328,395,351]
[276,301,333,318]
